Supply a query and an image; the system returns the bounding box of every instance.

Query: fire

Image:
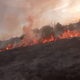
[0,44,13,52]
[32,38,39,44]
[42,35,55,43]
[59,30,80,39]
[19,38,39,47]
[6,44,13,50]
[0,29,80,52]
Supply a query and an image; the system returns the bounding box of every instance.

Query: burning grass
[0,29,80,52]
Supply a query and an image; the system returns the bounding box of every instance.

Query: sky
[0,0,80,40]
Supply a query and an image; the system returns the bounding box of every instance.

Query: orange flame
[0,29,80,52]
[42,35,55,43]
[6,44,13,50]
[59,30,80,39]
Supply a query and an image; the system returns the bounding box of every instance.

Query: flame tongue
[59,30,80,39]
[0,29,80,52]
[42,35,55,43]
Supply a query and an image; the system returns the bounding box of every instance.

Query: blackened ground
[0,37,80,80]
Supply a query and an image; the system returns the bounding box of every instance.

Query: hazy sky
[0,0,80,40]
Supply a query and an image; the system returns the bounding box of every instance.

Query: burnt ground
[0,37,80,80]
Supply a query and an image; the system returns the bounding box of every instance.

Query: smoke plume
[0,0,80,41]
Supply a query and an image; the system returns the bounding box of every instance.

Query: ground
[0,37,80,80]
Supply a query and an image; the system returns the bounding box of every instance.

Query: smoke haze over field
[0,0,80,40]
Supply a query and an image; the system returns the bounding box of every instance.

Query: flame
[0,29,80,52]
[6,44,13,50]
[59,30,80,39]
[32,38,39,44]
[42,35,55,43]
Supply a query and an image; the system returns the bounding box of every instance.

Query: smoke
[1,20,80,48]
[20,15,40,44]
[32,21,80,41]
[6,14,20,32]
[0,0,23,40]
[0,0,80,41]
[22,16,35,40]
